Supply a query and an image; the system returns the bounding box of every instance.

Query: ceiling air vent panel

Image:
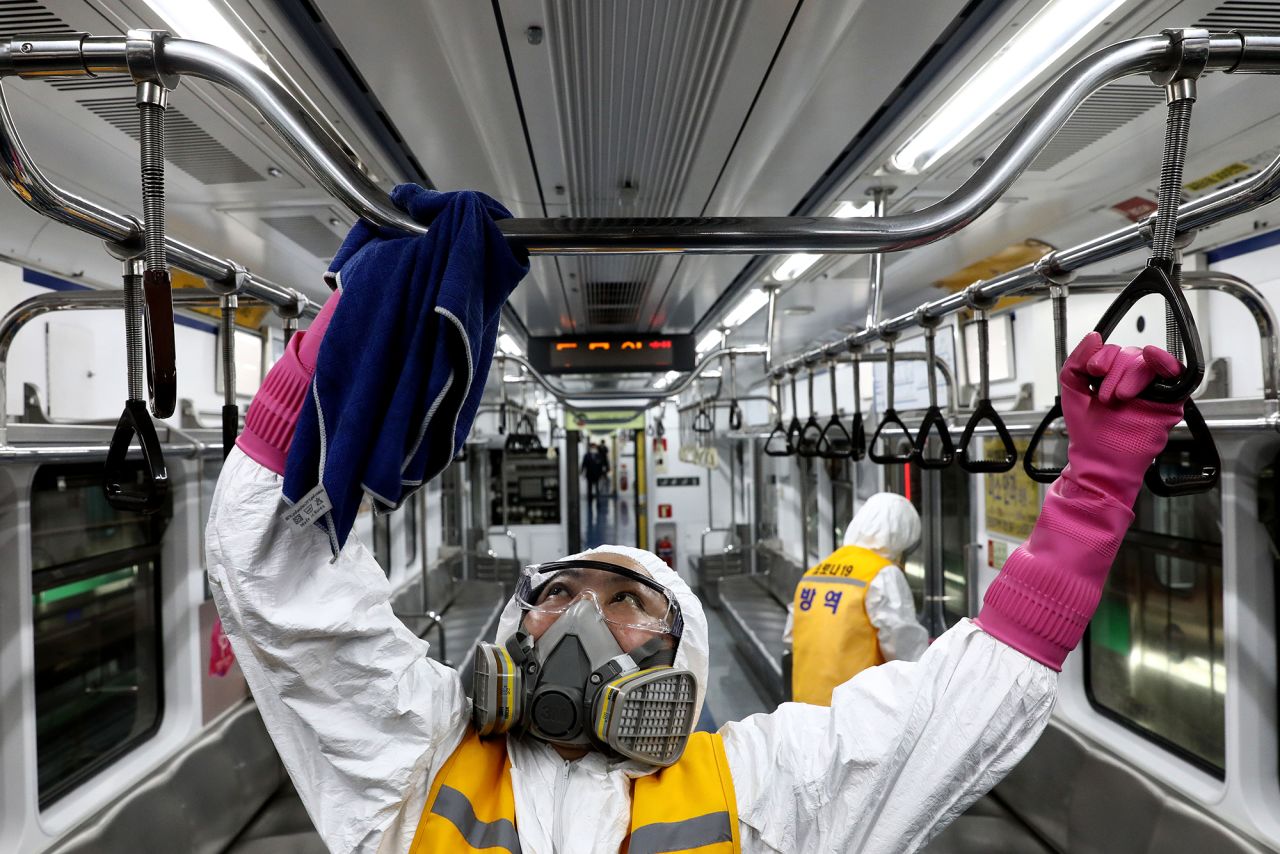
[1030,83,1164,172]
[548,0,748,330]
[584,280,646,327]
[261,215,344,258]
[47,75,132,93]
[0,0,72,37]
[1196,1,1280,30]
[78,96,263,185]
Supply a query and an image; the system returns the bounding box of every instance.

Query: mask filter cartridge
[594,668,697,765]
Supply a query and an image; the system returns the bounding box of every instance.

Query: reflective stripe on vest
[791,544,892,706]
[410,728,739,854]
[410,728,521,854]
[430,786,522,853]
[626,729,739,853]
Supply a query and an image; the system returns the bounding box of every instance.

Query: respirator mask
[470,559,698,766]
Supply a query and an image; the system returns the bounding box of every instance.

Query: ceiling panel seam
[690,0,1010,339]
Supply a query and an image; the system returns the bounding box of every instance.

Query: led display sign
[528,334,695,375]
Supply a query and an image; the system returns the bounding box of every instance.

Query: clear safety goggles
[514,559,683,637]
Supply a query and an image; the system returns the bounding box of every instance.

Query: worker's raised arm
[206,292,469,854]
[720,335,1186,853]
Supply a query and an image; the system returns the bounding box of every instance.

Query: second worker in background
[785,493,930,704]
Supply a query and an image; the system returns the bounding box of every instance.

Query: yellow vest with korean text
[409,727,740,854]
[791,544,892,705]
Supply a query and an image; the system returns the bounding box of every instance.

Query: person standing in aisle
[597,441,612,496]
[784,493,929,705]
[581,442,604,501]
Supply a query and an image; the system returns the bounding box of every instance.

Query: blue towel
[283,185,529,554]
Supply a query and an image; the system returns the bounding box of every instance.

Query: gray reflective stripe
[628,811,733,854]
[431,785,522,853]
[805,575,868,587]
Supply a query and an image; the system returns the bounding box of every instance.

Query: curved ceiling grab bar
[2,31,1278,258]
[0,85,312,317]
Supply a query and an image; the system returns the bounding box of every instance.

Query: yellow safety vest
[410,727,740,854]
[791,544,892,706]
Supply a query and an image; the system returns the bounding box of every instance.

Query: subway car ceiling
[8,0,1280,389]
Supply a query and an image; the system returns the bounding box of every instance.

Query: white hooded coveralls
[207,449,1057,854]
[783,493,930,662]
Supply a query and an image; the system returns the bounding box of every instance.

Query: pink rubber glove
[237,290,340,474]
[975,332,1185,670]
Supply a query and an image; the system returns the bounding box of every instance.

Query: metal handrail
[154,32,1280,253]
[0,289,254,445]
[1,30,1279,392]
[500,346,767,405]
[951,405,1280,437]
[0,87,312,317]
[678,395,779,421]
[1,31,1278,259]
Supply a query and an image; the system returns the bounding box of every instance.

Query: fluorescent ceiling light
[891,0,1128,175]
[831,199,875,218]
[141,0,268,70]
[696,330,724,354]
[771,200,875,282]
[652,370,681,389]
[772,253,821,282]
[724,288,770,327]
[497,333,523,356]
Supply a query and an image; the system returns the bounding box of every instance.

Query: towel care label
[285,484,333,531]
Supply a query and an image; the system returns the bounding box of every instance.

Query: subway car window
[755,440,780,544]
[405,492,419,566]
[1257,455,1280,797]
[199,456,223,595]
[800,457,820,566]
[372,511,392,577]
[938,461,973,627]
[828,456,853,549]
[885,459,925,612]
[30,463,167,808]
[1085,440,1225,774]
[440,461,463,550]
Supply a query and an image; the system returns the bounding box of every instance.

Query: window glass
[938,461,973,627]
[884,461,925,613]
[828,457,854,549]
[31,469,153,570]
[1258,456,1280,794]
[440,462,463,549]
[405,493,419,566]
[31,463,166,807]
[754,440,780,544]
[199,456,224,591]
[1086,440,1225,774]
[800,457,820,566]
[372,513,392,578]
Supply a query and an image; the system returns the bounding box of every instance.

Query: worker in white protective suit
[208,287,1187,854]
[783,493,929,704]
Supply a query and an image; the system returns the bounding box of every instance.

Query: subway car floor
[580,488,637,549]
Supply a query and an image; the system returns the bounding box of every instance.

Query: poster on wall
[983,437,1039,541]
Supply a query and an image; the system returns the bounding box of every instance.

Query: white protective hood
[494,543,710,733]
[842,492,922,563]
